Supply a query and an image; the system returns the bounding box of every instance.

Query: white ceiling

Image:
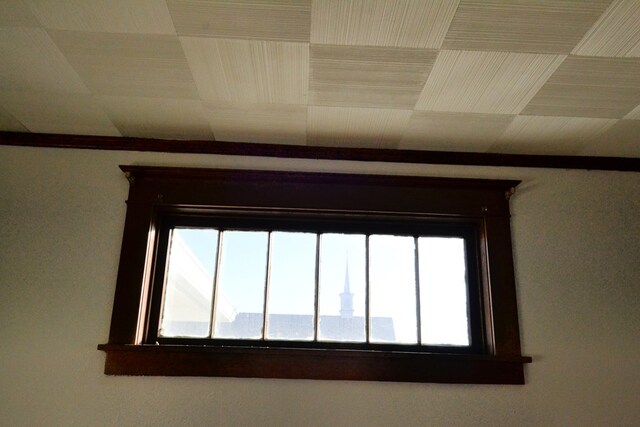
[1,0,639,157]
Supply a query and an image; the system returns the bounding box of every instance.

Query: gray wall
[1,145,639,426]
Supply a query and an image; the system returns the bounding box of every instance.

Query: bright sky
[171,227,470,346]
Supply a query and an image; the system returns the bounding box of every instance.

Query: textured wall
[1,146,639,426]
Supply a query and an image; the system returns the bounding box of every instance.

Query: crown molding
[1,131,638,172]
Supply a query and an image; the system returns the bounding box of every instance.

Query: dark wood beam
[2,131,639,172]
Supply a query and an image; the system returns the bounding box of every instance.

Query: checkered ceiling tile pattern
[1,0,639,157]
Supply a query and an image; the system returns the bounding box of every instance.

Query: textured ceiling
[1,0,639,157]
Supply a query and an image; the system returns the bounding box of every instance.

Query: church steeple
[340,260,354,318]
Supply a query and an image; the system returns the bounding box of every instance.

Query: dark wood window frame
[98,166,531,384]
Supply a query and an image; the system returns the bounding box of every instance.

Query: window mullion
[414,236,422,345]
[365,235,370,344]
[261,231,273,340]
[313,234,321,341]
[208,230,224,339]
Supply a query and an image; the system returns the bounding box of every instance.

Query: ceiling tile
[573,0,640,58]
[98,96,214,140]
[491,115,617,155]
[27,0,176,34]
[416,50,564,114]
[0,1,638,159]
[624,103,640,119]
[400,111,515,152]
[400,111,514,152]
[0,105,28,132]
[310,44,437,109]
[442,0,612,54]
[168,0,311,42]
[181,37,308,104]
[308,106,411,148]
[0,90,119,136]
[0,0,40,27]
[206,103,307,144]
[50,31,198,99]
[521,56,640,118]
[0,27,88,93]
[581,119,640,157]
[311,0,459,48]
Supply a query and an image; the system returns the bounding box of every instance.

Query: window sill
[98,344,531,384]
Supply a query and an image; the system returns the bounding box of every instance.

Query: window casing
[99,166,531,384]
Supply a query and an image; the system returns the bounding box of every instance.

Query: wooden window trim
[98,166,531,384]
[3,131,640,172]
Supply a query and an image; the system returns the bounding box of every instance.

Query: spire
[340,258,354,318]
[344,260,351,293]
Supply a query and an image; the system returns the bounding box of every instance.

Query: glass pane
[266,232,317,341]
[418,237,470,346]
[318,234,366,342]
[214,231,268,339]
[159,228,218,338]
[369,235,417,344]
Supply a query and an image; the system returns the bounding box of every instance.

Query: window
[99,166,531,384]
[153,222,479,350]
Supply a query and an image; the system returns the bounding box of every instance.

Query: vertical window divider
[261,231,273,340]
[208,230,224,339]
[414,236,422,345]
[365,235,370,344]
[313,234,321,342]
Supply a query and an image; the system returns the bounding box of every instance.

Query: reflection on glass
[318,234,366,342]
[369,235,417,344]
[418,237,470,346]
[159,228,218,338]
[214,231,268,339]
[266,232,317,341]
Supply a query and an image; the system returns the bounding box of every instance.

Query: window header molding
[118,165,520,218]
[99,165,531,384]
